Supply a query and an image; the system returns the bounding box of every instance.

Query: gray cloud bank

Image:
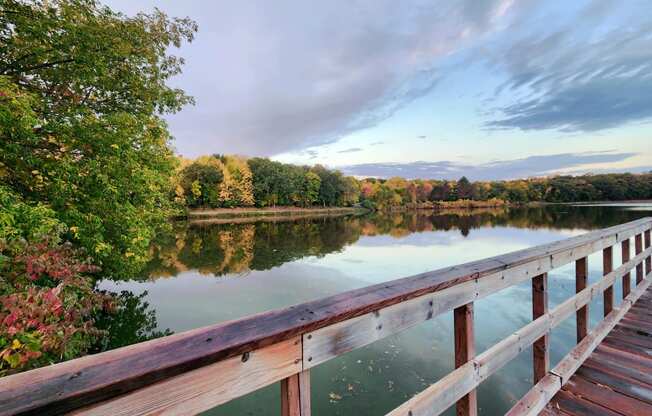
[108,0,516,156]
[341,152,645,181]
[484,2,652,133]
[108,0,652,157]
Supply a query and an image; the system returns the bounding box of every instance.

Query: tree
[0,0,197,277]
[219,156,254,207]
[303,171,321,206]
[312,165,344,206]
[456,176,475,200]
[179,161,224,207]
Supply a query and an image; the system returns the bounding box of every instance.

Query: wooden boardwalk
[541,287,652,416]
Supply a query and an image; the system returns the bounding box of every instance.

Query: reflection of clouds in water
[355,232,459,247]
[102,262,369,333]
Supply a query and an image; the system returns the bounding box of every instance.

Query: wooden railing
[1,217,651,416]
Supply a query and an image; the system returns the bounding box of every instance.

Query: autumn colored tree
[219,156,254,207]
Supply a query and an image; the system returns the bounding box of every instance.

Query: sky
[106,0,652,180]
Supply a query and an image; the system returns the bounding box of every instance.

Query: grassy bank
[381,198,510,211]
[186,206,367,221]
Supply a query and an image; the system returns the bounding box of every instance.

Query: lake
[99,203,652,415]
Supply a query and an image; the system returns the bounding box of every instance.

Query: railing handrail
[1,217,651,415]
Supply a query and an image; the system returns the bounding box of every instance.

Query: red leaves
[16,241,99,283]
[1,240,109,375]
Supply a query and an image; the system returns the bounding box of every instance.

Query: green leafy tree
[0,0,197,277]
[179,162,224,207]
[303,171,321,206]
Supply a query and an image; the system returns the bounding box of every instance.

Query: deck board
[541,285,652,416]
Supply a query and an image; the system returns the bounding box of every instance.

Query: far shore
[186,206,367,221]
[183,199,652,224]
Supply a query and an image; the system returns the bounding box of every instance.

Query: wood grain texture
[281,370,310,416]
[636,233,644,284]
[645,229,651,275]
[0,218,649,416]
[532,274,549,384]
[603,246,613,316]
[70,338,302,416]
[454,303,477,416]
[575,257,588,343]
[504,375,561,416]
[622,239,631,298]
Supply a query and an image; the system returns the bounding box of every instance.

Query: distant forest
[174,155,652,210]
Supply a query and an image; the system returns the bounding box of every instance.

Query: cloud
[337,147,363,154]
[340,151,639,180]
[483,3,652,133]
[370,141,384,146]
[107,0,518,157]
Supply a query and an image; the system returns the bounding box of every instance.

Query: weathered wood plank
[71,338,302,416]
[551,275,652,384]
[551,389,621,416]
[575,366,652,405]
[505,374,561,416]
[281,370,311,416]
[584,355,652,386]
[603,246,613,316]
[385,362,478,416]
[645,229,651,275]
[636,233,644,284]
[575,257,588,343]
[622,239,631,298]
[454,303,477,416]
[564,375,652,416]
[532,274,549,384]
[304,256,550,368]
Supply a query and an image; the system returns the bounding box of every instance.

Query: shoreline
[185,206,367,221]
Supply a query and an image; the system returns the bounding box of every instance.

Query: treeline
[174,155,360,208]
[175,155,652,210]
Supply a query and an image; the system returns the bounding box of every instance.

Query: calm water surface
[99,203,652,415]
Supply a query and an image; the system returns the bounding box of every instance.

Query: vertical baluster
[576,257,588,342]
[635,233,643,284]
[622,238,631,298]
[532,273,549,384]
[645,229,651,276]
[603,246,613,316]
[281,370,311,416]
[454,303,477,416]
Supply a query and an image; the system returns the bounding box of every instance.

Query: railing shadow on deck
[0,218,651,416]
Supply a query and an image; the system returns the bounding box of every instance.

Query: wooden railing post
[635,233,643,284]
[622,238,631,298]
[454,303,477,416]
[603,246,613,316]
[576,257,588,342]
[281,370,311,416]
[532,273,549,383]
[645,229,651,276]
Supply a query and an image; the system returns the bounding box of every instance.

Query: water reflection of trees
[143,206,649,279]
[93,291,173,352]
